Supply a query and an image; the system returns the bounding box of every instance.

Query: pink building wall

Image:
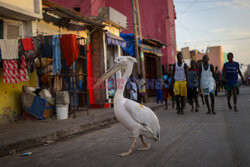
[52,0,177,65]
[208,46,224,71]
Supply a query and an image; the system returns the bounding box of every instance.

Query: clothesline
[0,34,82,84]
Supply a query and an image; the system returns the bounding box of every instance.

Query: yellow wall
[103,22,120,36]
[0,69,37,122]
[36,20,88,38]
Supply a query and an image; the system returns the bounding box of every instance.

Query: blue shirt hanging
[52,35,61,74]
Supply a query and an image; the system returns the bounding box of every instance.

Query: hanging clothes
[60,34,79,67]
[42,36,53,58]
[21,37,34,51]
[0,39,19,59]
[18,36,42,73]
[52,35,61,74]
[3,55,29,83]
[32,35,43,58]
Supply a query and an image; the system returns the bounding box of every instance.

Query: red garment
[22,38,34,51]
[3,56,29,83]
[188,68,199,72]
[60,34,79,66]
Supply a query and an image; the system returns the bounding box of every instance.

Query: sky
[174,0,250,71]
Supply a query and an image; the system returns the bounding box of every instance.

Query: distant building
[207,46,224,70]
[189,46,224,70]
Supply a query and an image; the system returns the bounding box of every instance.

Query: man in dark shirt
[223,53,244,112]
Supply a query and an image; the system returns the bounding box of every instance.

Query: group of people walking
[128,52,244,114]
[162,52,244,114]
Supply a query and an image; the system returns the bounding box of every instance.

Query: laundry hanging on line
[52,35,61,74]
[0,39,19,59]
[0,34,81,83]
[21,37,34,51]
[2,55,29,83]
[60,34,79,67]
[18,36,43,73]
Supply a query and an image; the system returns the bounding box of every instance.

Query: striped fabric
[3,56,29,83]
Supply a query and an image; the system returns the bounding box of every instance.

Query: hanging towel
[42,36,53,58]
[21,37,34,51]
[3,55,29,83]
[0,39,18,59]
[60,34,79,66]
[52,35,61,74]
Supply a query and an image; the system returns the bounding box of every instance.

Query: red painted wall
[52,0,177,64]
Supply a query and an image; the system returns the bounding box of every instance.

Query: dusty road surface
[1,87,250,167]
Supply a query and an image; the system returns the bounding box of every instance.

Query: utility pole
[131,0,141,74]
[134,0,145,79]
[133,0,148,102]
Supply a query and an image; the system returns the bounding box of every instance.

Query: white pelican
[94,56,160,157]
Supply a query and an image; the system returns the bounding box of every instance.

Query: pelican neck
[115,63,134,99]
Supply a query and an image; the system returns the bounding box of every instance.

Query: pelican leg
[118,138,137,157]
[137,135,151,151]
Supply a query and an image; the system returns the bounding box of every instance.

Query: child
[163,70,173,110]
[137,74,146,104]
[187,60,199,112]
[156,79,163,104]
[199,55,216,114]
[129,76,138,101]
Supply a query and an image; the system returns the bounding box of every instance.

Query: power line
[83,0,98,15]
[177,26,214,34]
[179,36,250,43]
[177,0,199,17]
[177,19,203,46]
[182,1,249,13]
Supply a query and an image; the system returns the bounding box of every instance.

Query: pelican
[94,56,160,157]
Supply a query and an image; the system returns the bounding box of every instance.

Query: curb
[0,104,164,157]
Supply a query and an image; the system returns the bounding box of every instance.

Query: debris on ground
[20,152,32,156]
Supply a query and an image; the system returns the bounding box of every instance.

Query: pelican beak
[94,63,126,89]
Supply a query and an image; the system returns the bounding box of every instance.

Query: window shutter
[7,24,19,39]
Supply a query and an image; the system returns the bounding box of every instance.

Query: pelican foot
[118,151,132,157]
[137,143,151,151]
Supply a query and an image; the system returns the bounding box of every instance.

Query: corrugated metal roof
[42,0,104,28]
[142,38,166,48]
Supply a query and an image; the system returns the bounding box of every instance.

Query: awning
[119,33,164,57]
[142,44,163,57]
[119,33,142,56]
[106,32,127,48]
[142,39,166,48]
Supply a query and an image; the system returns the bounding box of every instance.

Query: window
[7,24,19,39]
[3,20,23,39]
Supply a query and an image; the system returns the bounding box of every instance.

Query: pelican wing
[125,99,160,140]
